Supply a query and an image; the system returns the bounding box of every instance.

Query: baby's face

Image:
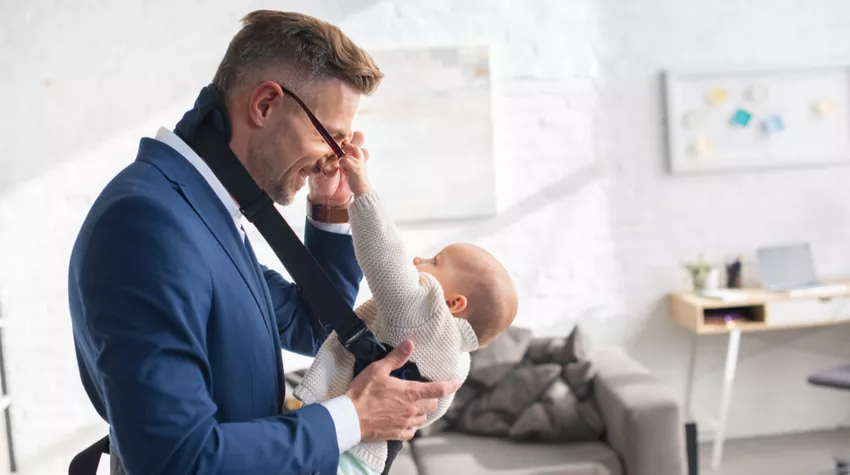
[413,243,481,296]
[415,243,518,346]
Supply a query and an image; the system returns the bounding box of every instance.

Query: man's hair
[212,10,383,99]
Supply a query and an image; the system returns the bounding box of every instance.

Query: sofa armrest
[593,348,686,475]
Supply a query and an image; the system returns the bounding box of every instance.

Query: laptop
[756,243,847,296]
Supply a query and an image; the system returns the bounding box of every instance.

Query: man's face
[243,79,360,205]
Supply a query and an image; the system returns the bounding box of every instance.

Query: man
[68,10,459,475]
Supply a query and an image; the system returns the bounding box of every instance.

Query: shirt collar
[155,127,244,230]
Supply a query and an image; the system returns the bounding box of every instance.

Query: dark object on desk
[726,257,742,288]
[704,313,745,325]
[703,308,748,326]
[808,365,850,390]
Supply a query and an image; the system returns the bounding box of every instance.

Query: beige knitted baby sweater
[293,191,479,473]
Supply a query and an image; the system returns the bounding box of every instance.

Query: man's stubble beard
[246,134,295,206]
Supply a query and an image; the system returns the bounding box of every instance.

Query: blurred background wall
[2,0,850,472]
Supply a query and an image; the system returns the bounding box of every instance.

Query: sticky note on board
[682,110,706,128]
[747,85,769,103]
[814,99,835,117]
[706,88,729,105]
[730,109,752,127]
[690,136,714,157]
[761,115,785,134]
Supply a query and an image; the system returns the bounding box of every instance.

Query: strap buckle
[343,328,429,383]
[343,328,389,363]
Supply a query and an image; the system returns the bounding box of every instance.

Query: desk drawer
[765,298,850,325]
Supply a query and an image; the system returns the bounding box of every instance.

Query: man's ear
[446,295,468,315]
[247,81,285,126]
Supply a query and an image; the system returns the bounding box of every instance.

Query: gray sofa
[390,348,687,475]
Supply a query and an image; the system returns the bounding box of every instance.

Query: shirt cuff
[320,395,361,453]
[307,217,352,235]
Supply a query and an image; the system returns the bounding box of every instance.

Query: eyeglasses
[279,85,346,159]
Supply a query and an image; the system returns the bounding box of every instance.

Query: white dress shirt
[154,127,361,454]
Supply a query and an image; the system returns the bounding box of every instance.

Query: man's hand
[308,131,367,206]
[340,135,371,197]
[346,340,461,442]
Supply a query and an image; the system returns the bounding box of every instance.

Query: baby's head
[413,244,518,347]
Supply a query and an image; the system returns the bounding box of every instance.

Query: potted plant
[684,256,714,292]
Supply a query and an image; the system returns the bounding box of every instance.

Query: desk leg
[711,328,741,471]
[684,333,698,417]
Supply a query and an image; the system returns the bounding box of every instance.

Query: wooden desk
[668,283,850,471]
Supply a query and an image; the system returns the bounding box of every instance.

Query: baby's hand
[340,131,371,197]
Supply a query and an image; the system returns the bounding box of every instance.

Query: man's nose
[413,257,422,265]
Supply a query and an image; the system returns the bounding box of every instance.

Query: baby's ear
[446,295,468,315]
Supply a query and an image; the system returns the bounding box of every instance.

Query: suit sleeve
[261,219,363,356]
[79,196,339,475]
[304,218,362,309]
[261,267,329,357]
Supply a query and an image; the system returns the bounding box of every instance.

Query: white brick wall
[3,0,850,470]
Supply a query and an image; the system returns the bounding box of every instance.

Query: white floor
[13,424,109,475]
[9,427,850,474]
[702,429,850,475]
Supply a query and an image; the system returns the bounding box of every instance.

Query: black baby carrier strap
[70,85,422,475]
[68,435,109,475]
[187,89,394,373]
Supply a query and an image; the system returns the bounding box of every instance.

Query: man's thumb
[382,339,414,371]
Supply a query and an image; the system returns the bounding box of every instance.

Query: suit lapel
[242,235,278,336]
[138,139,274,340]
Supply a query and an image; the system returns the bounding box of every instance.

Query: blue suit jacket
[68,137,362,474]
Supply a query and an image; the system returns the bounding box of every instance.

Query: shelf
[668,281,850,335]
[696,318,850,335]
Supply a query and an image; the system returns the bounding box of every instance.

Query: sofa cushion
[412,433,622,475]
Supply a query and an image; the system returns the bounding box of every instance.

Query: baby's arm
[349,193,422,303]
[341,147,426,315]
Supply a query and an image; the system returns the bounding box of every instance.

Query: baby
[293,145,518,475]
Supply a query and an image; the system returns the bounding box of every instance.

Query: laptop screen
[757,243,819,291]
